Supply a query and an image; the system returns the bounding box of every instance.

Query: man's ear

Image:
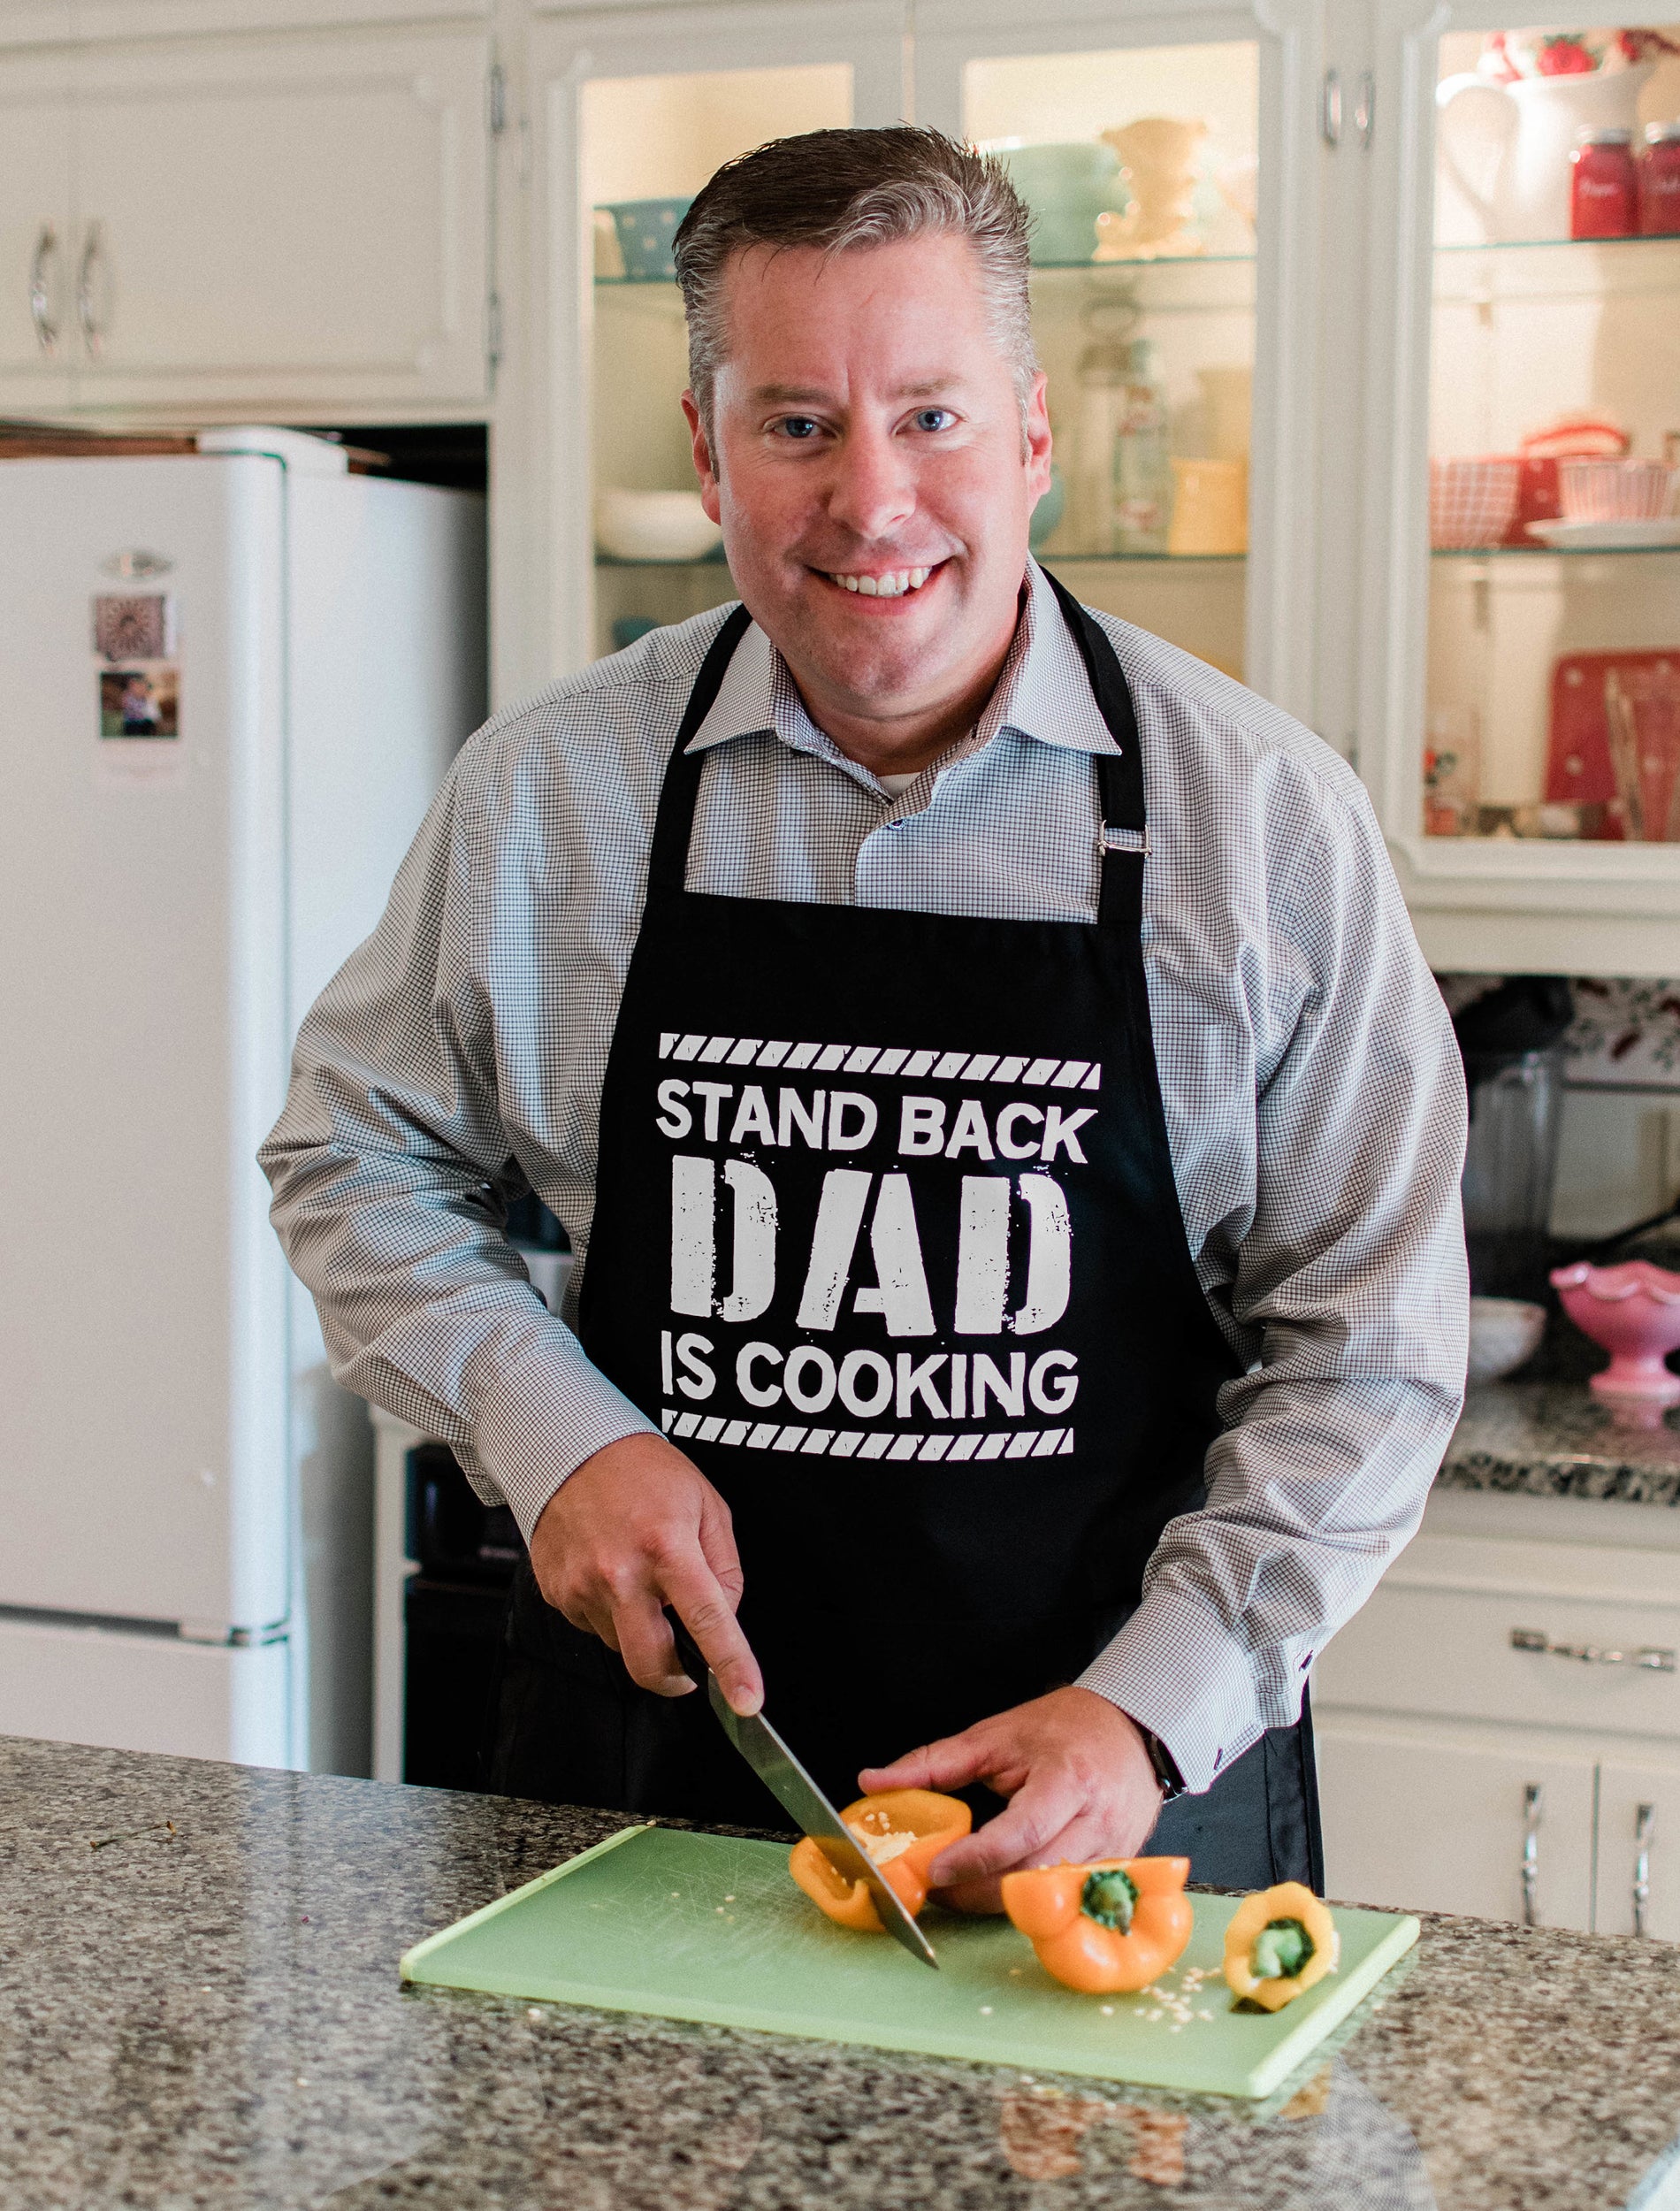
[1023,369,1053,496]
[682,391,722,524]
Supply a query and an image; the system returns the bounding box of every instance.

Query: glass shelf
[596,553,727,569]
[1039,548,1247,564]
[596,251,1262,288]
[1431,542,1680,559]
[1437,231,1680,255]
[1030,251,1256,272]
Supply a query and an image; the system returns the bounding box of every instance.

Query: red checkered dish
[1429,457,1521,549]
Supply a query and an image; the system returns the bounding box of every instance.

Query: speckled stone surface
[1439,1380,1680,1506]
[5,1736,1680,2208]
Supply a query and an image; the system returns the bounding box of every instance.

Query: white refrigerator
[0,426,486,1774]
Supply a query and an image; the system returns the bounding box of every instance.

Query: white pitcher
[1436,63,1653,242]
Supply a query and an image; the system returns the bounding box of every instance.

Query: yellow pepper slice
[789,1789,971,1931]
[1001,1856,1194,1993]
[1222,1882,1340,2012]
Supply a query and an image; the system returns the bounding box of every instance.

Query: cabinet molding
[0,0,491,50]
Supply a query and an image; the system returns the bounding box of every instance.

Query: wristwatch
[1140,1726,1187,1802]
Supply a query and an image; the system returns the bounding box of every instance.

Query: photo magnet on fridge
[98,663,179,740]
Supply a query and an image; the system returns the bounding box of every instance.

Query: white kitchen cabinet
[1315,1712,1598,1928]
[0,54,74,409]
[0,27,491,412]
[1355,2,1680,975]
[1595,1758,1680,1939]
[1316,1487,1680,1934]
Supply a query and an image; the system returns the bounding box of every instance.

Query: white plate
[1527,517,1680,551]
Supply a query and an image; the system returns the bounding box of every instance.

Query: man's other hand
[859,1687,1165,1913]
[528,1434,763,1717]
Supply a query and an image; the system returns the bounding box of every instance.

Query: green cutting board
[401,1825,1417,2100]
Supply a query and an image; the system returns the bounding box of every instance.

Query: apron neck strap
[1037,566,1149,930]
[648,581,1149,930]
[647,602,754,894]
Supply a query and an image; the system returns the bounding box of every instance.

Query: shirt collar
[684,557,1120,767]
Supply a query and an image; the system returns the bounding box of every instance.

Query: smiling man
[261,128,1467,1904]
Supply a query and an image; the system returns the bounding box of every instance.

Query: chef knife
[664,1609,939,1968]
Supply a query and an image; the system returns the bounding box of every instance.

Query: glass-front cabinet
[529,4,909,677]
[1361,4,1680,971]
[527,0,1680,975]
[916,0,1327,723]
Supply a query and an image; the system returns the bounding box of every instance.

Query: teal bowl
[998,143,1122,265]
[601,197,694,280]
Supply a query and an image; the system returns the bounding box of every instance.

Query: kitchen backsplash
[1439,974,1680,1089]
[1439,974,1680,1238]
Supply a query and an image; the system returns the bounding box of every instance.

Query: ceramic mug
[1167,457,1247,556]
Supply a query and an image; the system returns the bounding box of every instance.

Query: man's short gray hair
[672,126,1037,429]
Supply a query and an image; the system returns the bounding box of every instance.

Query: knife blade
[664,1610,939,1968]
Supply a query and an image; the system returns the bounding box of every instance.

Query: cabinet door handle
[29,223,58,354]
[1511,1627,1676,1672]
[1522,1783,1542,1926]
[1354,72,1375,149]
[78,220,106,358]
[1635,1802,1656,1938]
[1320,68,1342,149]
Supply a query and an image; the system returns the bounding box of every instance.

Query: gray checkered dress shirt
[260,560,1469,1794]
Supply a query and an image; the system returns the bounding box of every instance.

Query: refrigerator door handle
[179,1618,289,1649]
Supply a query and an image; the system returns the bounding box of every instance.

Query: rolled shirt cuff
[462,1322,661,1549]
[1075,1586,1284,1799]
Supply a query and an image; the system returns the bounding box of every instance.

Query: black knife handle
[664,1607,711,1687]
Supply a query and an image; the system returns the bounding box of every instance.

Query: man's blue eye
[914,409,955,432]
[780,417,820,440]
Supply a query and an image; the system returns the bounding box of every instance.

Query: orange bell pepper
[789,1789,972,1931]
[1222,1882,1339,2011]
[1001,1856,1193,1993]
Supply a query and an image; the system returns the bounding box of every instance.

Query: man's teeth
[829,567,933,597]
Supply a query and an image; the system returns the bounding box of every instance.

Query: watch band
[1141,1726,1187,1802]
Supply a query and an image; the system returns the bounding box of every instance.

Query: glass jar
[1638,120,1680,238]
[1571,128,1638,241]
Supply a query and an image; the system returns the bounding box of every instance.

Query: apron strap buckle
[1101,823,1151,858]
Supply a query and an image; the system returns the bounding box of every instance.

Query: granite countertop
[7,1736,1680,2209]
[1439,1378,1680,1505]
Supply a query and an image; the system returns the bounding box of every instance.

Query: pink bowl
[1558,458,1678,522]
[1551,1259,1680,1408]
[1430,457,1522,549]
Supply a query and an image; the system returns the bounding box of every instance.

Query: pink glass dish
[1550,1259,1680,1409]
[1558,457,1678,522]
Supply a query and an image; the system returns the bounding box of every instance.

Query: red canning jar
[1571,127,1638,239]
[1638,121,1680,236]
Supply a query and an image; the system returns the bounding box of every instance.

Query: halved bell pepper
[1000,1856,1193,1993]
[789,1789,972,1931]
[1222,1883,1340,2011]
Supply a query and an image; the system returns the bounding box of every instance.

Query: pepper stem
[1079,1867,1139,1932]
[1250,1917,1314,1979]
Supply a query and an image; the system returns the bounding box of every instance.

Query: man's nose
[824,425,916,543]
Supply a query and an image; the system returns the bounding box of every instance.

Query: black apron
[492,577,1322,1892]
